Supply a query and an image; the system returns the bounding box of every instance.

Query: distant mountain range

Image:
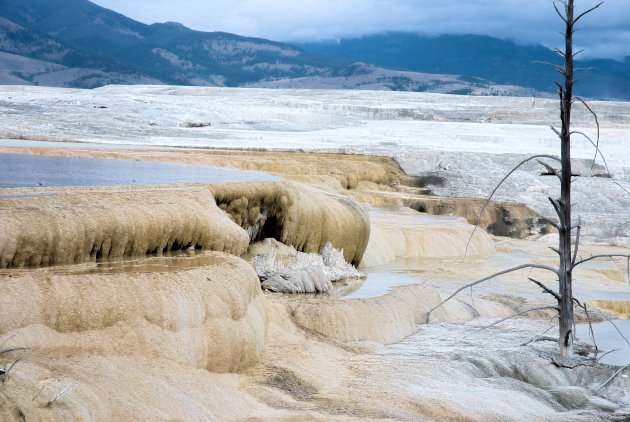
[1,0,629,99]
[298,33,630,100]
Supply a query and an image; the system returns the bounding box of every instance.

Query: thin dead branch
[596,362,630,391]
[571,219,581,266]
[596,348,620,363]
[47,383,77,408]
[0,348,26,356]
[540,216,561,231]
[599,313,630,347]
[520,317,559,347]
[554,47,567,58]
[572,49,585,58]
[572,297,598,352]
[521,335,558,347]
[0,335,16,351]
[0,357,22,383]
[553,2,568,23]
[534,61,566,76]
[548,246,561,255]
[427,263,559,319]
[573,254,630,269]
[574,96,600,171]
[537,159,561,180]
[573,2,603,24]
[32,384,48,402]
[529,278,561,300]
[463,154,562,257]
[550,125,562,137]
[548,197,563,219]
[571,130,630,196]
[462,306,560,339]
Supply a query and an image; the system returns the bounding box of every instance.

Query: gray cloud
[91,0,630,59]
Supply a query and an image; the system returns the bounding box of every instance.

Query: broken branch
[428,263,559,319]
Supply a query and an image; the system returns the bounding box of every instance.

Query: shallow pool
[341,272,422,300]
[577,319,630,366]
[0,153,277,188]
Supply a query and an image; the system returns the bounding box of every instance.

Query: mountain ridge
[1,0,629,99]
[297,32,630,99]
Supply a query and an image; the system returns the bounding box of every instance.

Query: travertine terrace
[0,86,628,421]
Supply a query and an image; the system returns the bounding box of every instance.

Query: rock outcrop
[250,239,365,293]
[0,252,266,372]
[0,181,371,268]
[210,182,370,266]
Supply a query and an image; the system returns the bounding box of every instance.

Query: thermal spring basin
[0,152,277,188]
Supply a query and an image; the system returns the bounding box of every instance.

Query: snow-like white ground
[1,84,629,242]
[1,85,629,420]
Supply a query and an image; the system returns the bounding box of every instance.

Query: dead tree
[429,0,630,359]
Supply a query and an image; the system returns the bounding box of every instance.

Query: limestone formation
[360,207,497,267]
[250,239,365,293]
[0,188,249,268]
[210,182,370,266]
[287,284,443,344]
[0,252,266,373]
[0,181,371,268]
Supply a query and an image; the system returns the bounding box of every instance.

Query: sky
[91,0,630,59]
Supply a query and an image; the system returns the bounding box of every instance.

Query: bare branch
[463,154,562,257]
[47,383,77,408]
[571,130,630,196]
[599,313,630,347]
[572,49,585,58]
[548,246,561,255]
[32,384,48,402]
[428,263,559,319]
[571,218,581,266]
[529,278,560,301]
[539,216,560,231]
[574,96,601,173]
[554,81,564,94]
[574,2,604,25]
[573,254,630,269]
[0,357,22,383]
[0,348,26,356]
[554,47,567,58]
[596,348,620,363]
[548,197,564,221]
[533,61,566,75]
[463,306,560,339]
[597,362,630,391]
[553,1,568,23]
[550,125,562,137]
[521,335,557,347]
[537,159,561,180]
[572,297,598,353]
[0,335,16,351]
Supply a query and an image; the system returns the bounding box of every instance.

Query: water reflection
[0,152,277,188]
[341,272,422,300]
[577,320,630,366]
[0,250,229,276]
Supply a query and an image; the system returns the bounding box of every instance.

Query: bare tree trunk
[557,0,575,358]
[429,1,622,361]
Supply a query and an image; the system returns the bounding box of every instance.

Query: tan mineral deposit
[0,144,628,421]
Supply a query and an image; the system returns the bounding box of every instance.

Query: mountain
[249,62,546,97]
[1,0,629,99]
[0,0,328,87]
[298,32,630,100]
[0,16,162,87]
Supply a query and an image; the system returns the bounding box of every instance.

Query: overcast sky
[91,0,630,59]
